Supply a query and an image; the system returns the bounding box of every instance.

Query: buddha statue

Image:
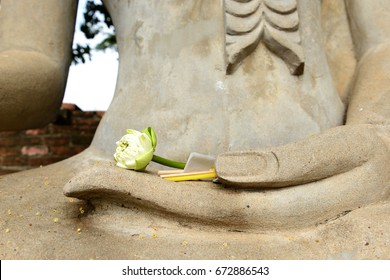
[64,0,390,229]
[1,0,389,258]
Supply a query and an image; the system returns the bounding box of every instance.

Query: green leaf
[142,127,157,149]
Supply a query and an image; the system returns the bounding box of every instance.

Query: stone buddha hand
[62,0,389,230]
[3,0,387,230]
[216,0,390,189]
[2,0,390,259]
[212,0,390,227]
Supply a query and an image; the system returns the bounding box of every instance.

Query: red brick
[25,129,39,136]
[0,136,42,147]
[61,103,76,110]
[73,145,86,154]
[72,135,94,145]
[0,137,19,147]
[73,118,99,126]
[1,156,28,166]
[0,147,20,156]
[50,145,86,156]
[20,137,43,146]
[77,125,99,133]
[73,111,94,118]
[44,136,70,146]
[25,127,50,135]
[28,157,66,167]
[0,131,19,136]
[51,125,76,134]
[51,146,78,156]
[0,105,102,172]
[0,169,18,176]
[21,145,49,156]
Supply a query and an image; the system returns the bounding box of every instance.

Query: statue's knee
[0,50,66,130]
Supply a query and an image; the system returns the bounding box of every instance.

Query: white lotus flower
[114,129,155,171]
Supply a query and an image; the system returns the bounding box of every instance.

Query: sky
[63,0,118,111]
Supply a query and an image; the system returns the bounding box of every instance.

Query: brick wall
[0,104,104,176]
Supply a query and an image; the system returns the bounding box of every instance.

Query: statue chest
[97,0,345,157]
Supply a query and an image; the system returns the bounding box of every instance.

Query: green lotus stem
[152,155,186,169]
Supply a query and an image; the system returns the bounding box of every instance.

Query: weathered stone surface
[1,151,390,259]
[216,124,390,188]
[321,0,356,103]
[64,128,390,230]
[225,0,304,75]
[1,0,390,259]
[93,0,344,160]
[0,0,77,130]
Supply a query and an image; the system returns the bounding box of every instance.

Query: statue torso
[96,0,344,159]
